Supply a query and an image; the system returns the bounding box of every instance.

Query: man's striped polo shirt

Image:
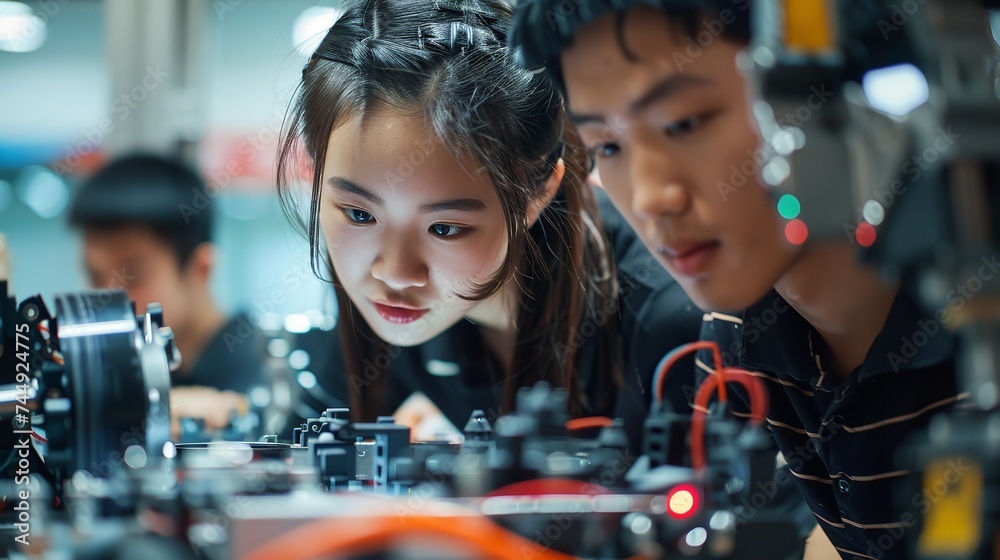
[697,285,964,559]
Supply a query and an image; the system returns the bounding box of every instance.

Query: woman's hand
[392,392,463,443]
[169,386,247,440]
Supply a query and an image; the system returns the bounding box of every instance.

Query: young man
[69,154,266,434]
[511,2,962,559]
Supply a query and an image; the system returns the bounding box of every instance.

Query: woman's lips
[371,301,429,324]
[660,241,720,277]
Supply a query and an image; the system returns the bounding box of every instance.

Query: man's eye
[665,115,704,137]
[344,208,375,224]
[589,143,620,159]
[429,224,462,237]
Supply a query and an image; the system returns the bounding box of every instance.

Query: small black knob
[324,407,350,420]
[463,409,492,441]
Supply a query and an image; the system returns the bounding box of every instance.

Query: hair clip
[417,22,475,54]
[449,21,473,53]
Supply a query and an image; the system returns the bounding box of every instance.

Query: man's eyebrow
[569,111,605,126]
[631,73,713,113]
[418,198,487,214]
[327,177,384,206]
[568,73,714,125]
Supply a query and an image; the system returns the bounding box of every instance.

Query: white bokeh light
[0,2,46,53]
[862,64,930,117]
[16,166,68,218]
[293,7,343,57]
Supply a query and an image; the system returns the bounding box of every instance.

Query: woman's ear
[526,158,565,229]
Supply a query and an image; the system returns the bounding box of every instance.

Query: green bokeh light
[777,194,801,220]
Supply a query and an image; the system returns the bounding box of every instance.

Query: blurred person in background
[68,153,265,436]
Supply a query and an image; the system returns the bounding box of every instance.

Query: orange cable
[690,368,769,471]
[243,512,579,560]
[565,416,615,431]
[655,341,727,404]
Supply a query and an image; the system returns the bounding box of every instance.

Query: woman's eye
[665,115,704,137]
[429,223,462,237]
[344,208,375,224]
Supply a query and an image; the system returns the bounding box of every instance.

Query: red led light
[784,219,809,246]
[855,222,877,248]
[666,483,700,520]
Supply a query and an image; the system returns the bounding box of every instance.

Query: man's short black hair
[510,0,751,88]
[69,153,213,268]
[510,0,922,88]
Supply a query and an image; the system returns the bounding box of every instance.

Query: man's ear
[183,242,214,287]
[526,158,565,229]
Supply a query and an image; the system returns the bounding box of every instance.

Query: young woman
[277,0,702,451]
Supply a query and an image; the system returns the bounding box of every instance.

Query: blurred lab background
[0,0,345,319]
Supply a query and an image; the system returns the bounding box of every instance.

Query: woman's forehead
[324,109,498,204]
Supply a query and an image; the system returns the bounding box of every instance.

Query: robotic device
[0,281,182,557]
[746,0,1000,557]
[0,280,806,559]
[0,280,177,485]
[132,381,806,559]
[248,381,801,560]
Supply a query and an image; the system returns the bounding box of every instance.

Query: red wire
[483,478,611,498]
[565,416,615,432]
[31,431,47,443]
[655,341,728,404]
[689,368,769,471]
